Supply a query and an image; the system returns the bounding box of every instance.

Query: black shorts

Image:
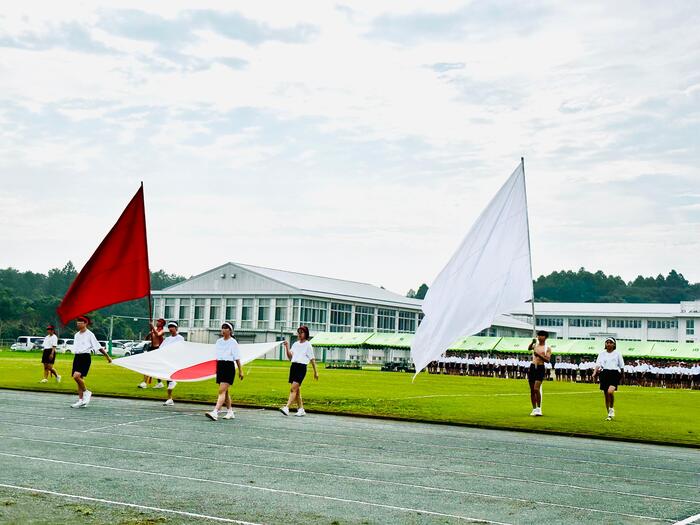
[41,348,56,364]
[528,364,545,384]
[216,360,236,385]
[289,362,307,385]
[599,370,621,391]
[72,353,91,377]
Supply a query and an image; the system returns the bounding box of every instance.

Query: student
[139,318,166,389]
[71,315,112,408]
[206,322,243,421]
[280,325,318,417]
[161,321,185,406]
[592,337,624,420]
[527,330,551,416]
[40,325,60,383]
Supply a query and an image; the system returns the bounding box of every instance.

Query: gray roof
[509,302,692,318]
[236,263,422,309]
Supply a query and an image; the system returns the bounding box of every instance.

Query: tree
[415,284,429,300]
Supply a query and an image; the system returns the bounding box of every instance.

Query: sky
[1,1,699,296]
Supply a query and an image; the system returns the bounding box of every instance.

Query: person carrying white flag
[411,161,534,376]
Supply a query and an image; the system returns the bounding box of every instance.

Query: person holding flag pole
[527,330,551,416]
[70,315,112,408]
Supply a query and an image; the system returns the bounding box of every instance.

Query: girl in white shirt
[592,337,624,420]
[280,325,318,417]
[205,322,243,421]
[40,324,60,383]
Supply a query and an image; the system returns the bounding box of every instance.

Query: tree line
[408,268,700,303]
[0,262,186,341]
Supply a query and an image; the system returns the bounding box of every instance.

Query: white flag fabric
[112,340,283,381]
[411,162,534,375]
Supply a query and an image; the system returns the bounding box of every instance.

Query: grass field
[0,350,698,446]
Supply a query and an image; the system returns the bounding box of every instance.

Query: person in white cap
[160,321,184,406]
[593,337,624,420]
[206,322,244,421]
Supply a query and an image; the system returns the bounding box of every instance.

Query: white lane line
[0,482,262,524]
[82,414,182,433]
[2,420,697,489]
[0,452,512,525]
[674,512,700,525]
[0,390,695,460]
[4,433,698,506]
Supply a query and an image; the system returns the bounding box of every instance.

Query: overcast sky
[1,1,698,295]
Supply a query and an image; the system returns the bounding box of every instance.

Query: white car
[10,336,44,351]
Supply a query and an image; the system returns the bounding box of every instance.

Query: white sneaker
[39,378,48,383]
[295,408,306,417]
[163,399,174,406]
[223,410,235,420]
[71,399,84,408]
[83,390,92,406]
[167,381,177,389]
[153,382,164,389]
[205,410,218,421]
[534,408,543,417]
[279,406,289,416]
[608,408,615,418]
[138,382,147,389]
[529,409,537,416]
[56,375,61,383]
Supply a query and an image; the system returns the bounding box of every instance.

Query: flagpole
[521,157,536,337]
[141,181,153,325]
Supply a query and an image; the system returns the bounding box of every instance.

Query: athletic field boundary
[2,386,698,449]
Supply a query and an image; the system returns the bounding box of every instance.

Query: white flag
[411,162,533,375]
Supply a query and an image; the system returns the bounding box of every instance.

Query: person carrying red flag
[71,315,112,408]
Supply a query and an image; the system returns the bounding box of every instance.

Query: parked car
[60,339,75,353]
[10,336,44,351]
[124,341,149,356]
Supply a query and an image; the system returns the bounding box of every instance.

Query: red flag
[57,185,151,324]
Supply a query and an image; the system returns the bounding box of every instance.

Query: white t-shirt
[73,329,102,355]
[160,334,184,348]
[596,350,624,371]
[291,341,315,364]
[42,334,58,349]
[215,337,240,361]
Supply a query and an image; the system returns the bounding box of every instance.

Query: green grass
[1,349,698,446]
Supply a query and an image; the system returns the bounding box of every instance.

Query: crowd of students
[428,353,700,389]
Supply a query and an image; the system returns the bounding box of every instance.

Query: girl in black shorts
[593,337,624,421]
[279,326,318,417]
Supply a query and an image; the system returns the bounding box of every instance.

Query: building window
[193,299,205,328]
[300,299,328,332]
[209,299,221,328]
[398,311,416,333]
[608,319,641,329]
[537,317,563,327]
[153,298,163,319]
[648,320,677,329]
[275,299,288,331]
[292,298,301,326]
[569,318,602,328]
[687,320,695,336]
[354,305,374,332]
[164,298,176,320]
[225,299,236,324]
[330,303,352,332]
[377,308,396,333]
[241,299,253,329]
[178,299,190,328]
[257,299,270,329]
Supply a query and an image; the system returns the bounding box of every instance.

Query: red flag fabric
[57,185,150,324]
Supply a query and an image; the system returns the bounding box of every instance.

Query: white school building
[509,302,700,344]
[151,262,533,347]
